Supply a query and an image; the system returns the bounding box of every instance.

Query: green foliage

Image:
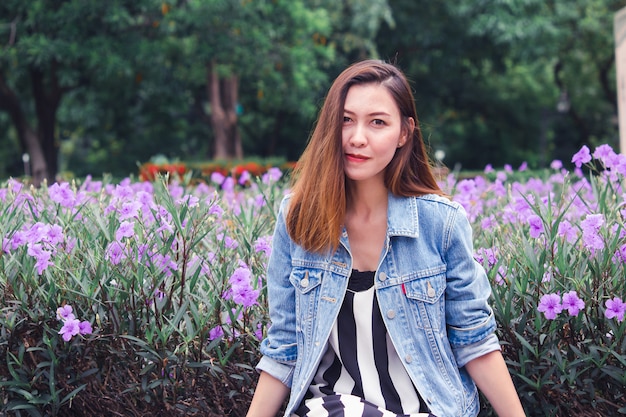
[449,149,626,416]
[0,173,284,415]
[3,0,621,179]
[376,0,622,171]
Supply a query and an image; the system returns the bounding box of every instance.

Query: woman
[246,60,525,417]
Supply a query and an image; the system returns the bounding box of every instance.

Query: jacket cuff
[452,333,501,368]
[255,355,295,388]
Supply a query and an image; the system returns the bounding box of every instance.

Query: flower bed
[138,160,296,184]
[1,145,625,416]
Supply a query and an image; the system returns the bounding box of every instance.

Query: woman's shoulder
[277,193,293,213]
[413,193,463,212]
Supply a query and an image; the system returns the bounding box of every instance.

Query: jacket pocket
[402,264,446,330]
[289,268,323,321]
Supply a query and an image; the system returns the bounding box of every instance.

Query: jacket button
[378,272,387,281]
[405,355,412,364]
[386,310,396,319]
[301,278,309,287]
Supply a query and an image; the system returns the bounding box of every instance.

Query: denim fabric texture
[256,193,501,417]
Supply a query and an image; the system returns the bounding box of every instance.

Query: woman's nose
[348,124,367,147]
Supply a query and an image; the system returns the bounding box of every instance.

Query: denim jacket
[256,193,501,417]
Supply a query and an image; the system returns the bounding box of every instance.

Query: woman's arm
[246,371,290,417]
[465,350,526,417]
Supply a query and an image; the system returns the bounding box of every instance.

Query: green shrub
[0,173,285,416]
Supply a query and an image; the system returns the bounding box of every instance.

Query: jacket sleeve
[256,196,298,387]
[443,203,501,367]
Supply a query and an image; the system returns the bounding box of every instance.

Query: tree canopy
[0,0,623,182]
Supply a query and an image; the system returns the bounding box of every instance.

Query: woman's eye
[373,119,385,125]
[343,116,352,123]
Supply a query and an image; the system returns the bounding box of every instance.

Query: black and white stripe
[295,270,432,417]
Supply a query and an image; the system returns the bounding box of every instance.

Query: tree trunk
[221,75,243,159]
[207,61,242,160]
[31,65,62,181]
[0,72,48,186]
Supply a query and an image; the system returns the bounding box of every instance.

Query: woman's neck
[346,180,388,220]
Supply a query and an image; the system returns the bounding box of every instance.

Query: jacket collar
[339,193,420,251]
[387,193,419,238]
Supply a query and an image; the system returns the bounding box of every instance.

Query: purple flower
[238,171,251,185]
[518,162,528,172]
[57,305,75,321]
[495,266,507,286]
[557,220,578,244]
[613,243,626,264]
[218,233,238,249]
[562,291,585,316]
[222,177,236,192]
[605,297,626,322]
[580,214,604,251]
[228,267,260,308]
[48,182,76,208]
[168,184,184,200]
[480,215,496,230]
[150,253,178,277]
[571,145,592,168]
[208,325,224,341]
[59,318,81,342]
[105,241,126,265]
[2,237,11,254]
[229,267,251,288]
[592,144,615,164]
[262,167,283,184]
[176,194,200,208]
[115,221,135,242]
[254,194,266,208]
[550,160,563,170]
[542,266,553,283]
[26,223,48,244]
[209,204,224,218]
[78,321,93,335]
[46,224,64,246]
[474,247,497,268]
[232,285,260,308]
[112,184,134,200]
[27,243,54,275]
[614,153,626,176]
[117,201,142,220]
[528,214,544,238]
[484,164,494,174]
[537,293,562,320]
[255,322,263,340]
[456,179,476,194]
[9,230,27,250]
[210,172,225,185]
[254,236,272,257]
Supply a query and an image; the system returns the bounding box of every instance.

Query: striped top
[295,270,430,416]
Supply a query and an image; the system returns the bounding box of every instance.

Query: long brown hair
[287,60,444,253]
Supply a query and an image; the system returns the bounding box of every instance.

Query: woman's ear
[399,117,415,147]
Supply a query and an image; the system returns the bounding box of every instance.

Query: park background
[1,0,624,182]
[1,1,626,416]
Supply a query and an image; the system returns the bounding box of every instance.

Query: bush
[451,146,626,416]
[0,172,286,416]
[1,144,625,416]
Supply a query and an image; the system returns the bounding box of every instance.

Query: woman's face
[342,83,410,185]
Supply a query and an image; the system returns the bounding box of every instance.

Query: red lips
[345,153,369,162]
